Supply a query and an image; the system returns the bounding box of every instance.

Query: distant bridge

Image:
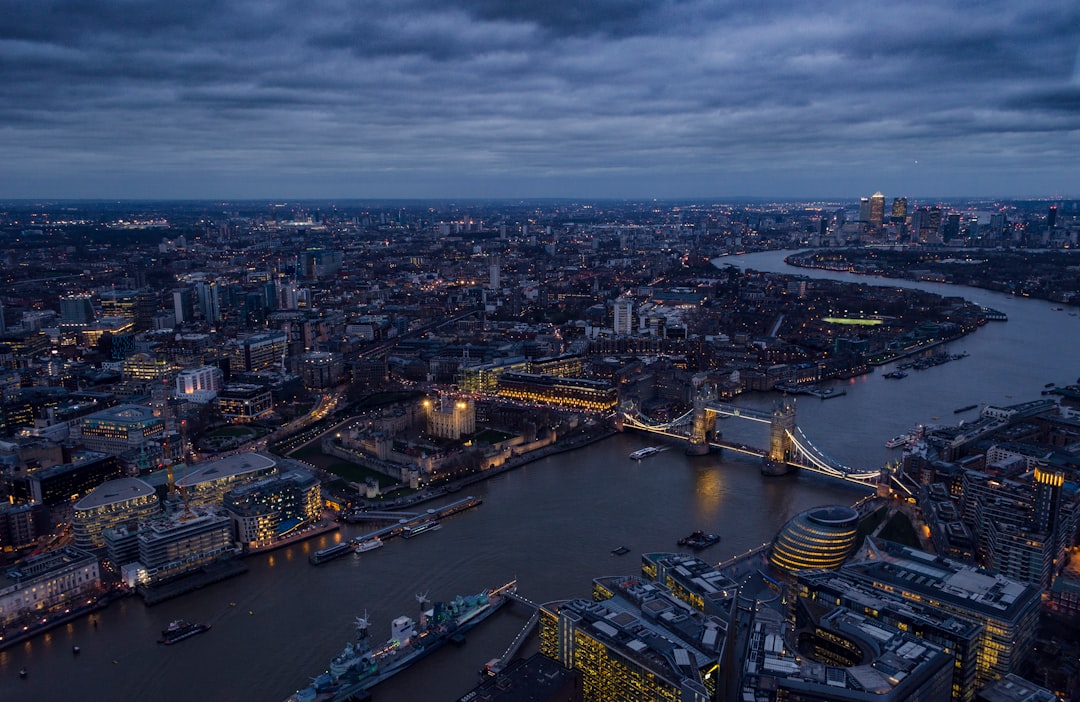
[619,381,907,492]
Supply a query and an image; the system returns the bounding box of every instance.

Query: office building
[176,365,224,403]
[496,372,617,413]
[216,383,273,421]
[172,288,195,325]
[613,298,634,335]
[859,197,871,223]
[796,569,984,701]
[640,552,739,619]
[891,197,908,223]
[975,674,1060,702]
[99,288,138,319]
[121,353,172,380]
[72,477,160,549]
[0,546,100,629]
[195,280,222,323]
[299,351,342,390]
[228,331,287,373]
[60,294,95,329]
[27,450,122,506]
[841,539,1041,688]
[869,191,885,227]
[174,453,278,508]
[539,575,728,702]
[768,505,860,574]
[134,507,235,584]
[742,601,953,701]
[76,404,164,456]
[223,468,320,548]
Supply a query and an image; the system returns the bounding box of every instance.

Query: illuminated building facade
[60,294,95,329]
[299,351,342,390]
[539,575,726,702]
[81,317,136,348]
[73,477,160,548]
[744,601,953,701]
[768,505,860,574]
[175,453,278,508]
[99,289,138,319]
[216,383,273,422]
[134,508,235,584]
[176,365,224,403]
[77,404,164,456]
[496,372,617,413]
[228,331,287,373]
[842,538,1041,688]
[869,191,885,227]
[121,353,173,380]
[0,546,100,629]
[424,397,475,440]
[640,552,739,619]
[222,468,320,548]
[458,358,529,393]
[613,298,634,335]
[795,569,983,701]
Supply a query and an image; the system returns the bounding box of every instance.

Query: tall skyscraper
[612,298,634,335]
[60,294,95,327]
[890,196,908,222]
[858,197,871,223]
[1048,205,1058,228]
[488,255,501,290]
[869,191,885,227]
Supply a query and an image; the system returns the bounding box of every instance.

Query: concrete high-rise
[869,191,885,227]
[890,196,908,222]
[612,298,634,335]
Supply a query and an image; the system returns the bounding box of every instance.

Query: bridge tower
[762,399,796,475]
[686,374,715,456]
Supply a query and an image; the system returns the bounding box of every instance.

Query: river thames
[1,250,1076,701]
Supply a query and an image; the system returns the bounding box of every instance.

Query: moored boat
[401,520,441,539]
[158,619,211,645]
[884,434,909,449]
[354,537,384,553]
[310,542,353,565]
[285,580,517,702]
[677,530,720,550]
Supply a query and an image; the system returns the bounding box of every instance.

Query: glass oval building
[769,505,860,574]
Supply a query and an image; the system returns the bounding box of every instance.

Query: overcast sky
[2,0,1079,200]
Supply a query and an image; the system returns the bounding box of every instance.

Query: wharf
[138,560,249,606]
[243,519,340,556]
[349,496,483,543]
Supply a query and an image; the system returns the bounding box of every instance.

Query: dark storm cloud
[0,0,1078,198]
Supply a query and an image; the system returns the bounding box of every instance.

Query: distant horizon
[4,1,1078,201]
[1,193,1077,206]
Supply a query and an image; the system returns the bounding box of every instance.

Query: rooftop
[176,453,277,487]
[74,477,156,511]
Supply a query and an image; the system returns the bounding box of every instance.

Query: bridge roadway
[621,403,881,488]
[488,590,540,675]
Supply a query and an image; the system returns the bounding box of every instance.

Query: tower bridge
[619,380,902,491]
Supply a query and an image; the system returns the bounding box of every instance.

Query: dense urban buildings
[0,198,1076,700]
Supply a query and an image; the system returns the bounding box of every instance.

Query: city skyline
[3,0,1080,200]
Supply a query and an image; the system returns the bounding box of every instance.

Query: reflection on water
[692,463,724,515]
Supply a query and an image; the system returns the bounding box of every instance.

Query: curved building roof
[769,505,860,575]
[74,477,156,511]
